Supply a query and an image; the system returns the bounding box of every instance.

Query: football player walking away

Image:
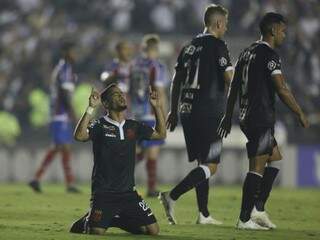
[160,4,233,225]
[218,12,309,230]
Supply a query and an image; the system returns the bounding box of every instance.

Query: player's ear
[271,26,275,36]
[216,19,221,29]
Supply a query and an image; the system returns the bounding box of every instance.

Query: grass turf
[0,184,319,240]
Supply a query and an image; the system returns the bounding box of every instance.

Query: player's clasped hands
[89,87,101,108]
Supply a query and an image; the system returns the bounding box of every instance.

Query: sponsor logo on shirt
[105,133,117,138]
[103,125,116,131]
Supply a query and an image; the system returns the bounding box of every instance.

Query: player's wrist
[86,106,95,115]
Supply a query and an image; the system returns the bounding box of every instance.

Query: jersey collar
[104,115,126,127]
[104,116,126,140]
[257,40,271,48]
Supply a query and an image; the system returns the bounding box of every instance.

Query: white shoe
[251,207,277,229]
[196,213,223,225]
[159,192,177,225]
[236,219,270,230]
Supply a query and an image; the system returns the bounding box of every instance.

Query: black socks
[255,167,279,211]
[196,179,210,217]
[239,172,262,222]
[170,167,207,201]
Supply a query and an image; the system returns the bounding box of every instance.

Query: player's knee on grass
[88,227,106,235]
[145,223,159,235]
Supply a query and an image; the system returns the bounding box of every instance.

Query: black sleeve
[231,60,242,89]
[137,121,154,140]
[216,41,233,72]
[87,119,101,141]
[174,46,186,72]
[266,52,282,76]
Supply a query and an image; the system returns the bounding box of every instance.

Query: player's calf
[87,227,106,235]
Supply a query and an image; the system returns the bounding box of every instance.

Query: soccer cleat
[236,219,270,230]
[67,186,81,193]
[159,191,177,225]
[28,180,42,193]
[251,206,277,229]
[147,190,160,198]
[196,212,223,225]
[70,214,88,234]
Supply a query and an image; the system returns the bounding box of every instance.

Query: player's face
[118,43,133,62]
[219,16,228,37]
[274,22,286,47]
[108,87,127,111]
[147,45,159,59]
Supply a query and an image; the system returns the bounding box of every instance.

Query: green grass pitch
[0,184,319,240]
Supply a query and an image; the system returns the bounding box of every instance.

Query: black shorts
[240,125,277,158]
[86,191,156,229]
[180,112,222,164]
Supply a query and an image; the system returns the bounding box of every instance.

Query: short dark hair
[142,34,160,50]
[115,40,128,52]
[204,4,228,27]
[100,83,117,103]
[259,12,287,36]
[60,38,75,52]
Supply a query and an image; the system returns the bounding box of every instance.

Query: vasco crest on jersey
[219,57,228,67]
[267,60,277,71]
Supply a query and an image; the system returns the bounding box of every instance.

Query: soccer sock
[35,149,57,180]
[146,158,157,192]
[255,167,279,211]
[61,150,74,186]
[196,179,210,217]
[239,172,262,222]
[170,166,210,201]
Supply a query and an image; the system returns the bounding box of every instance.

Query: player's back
[177,34,232,116]
[236,41,281,127]
[50,59,76,122]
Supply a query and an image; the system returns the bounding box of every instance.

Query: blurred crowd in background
[0,0,319,145]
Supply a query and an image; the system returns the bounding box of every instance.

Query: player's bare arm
[218,71,241,138]
[166,70,185,132]
[155,86,168,117]
[149,87,166,140]
[74,88,101,141]
[272,74,309,128]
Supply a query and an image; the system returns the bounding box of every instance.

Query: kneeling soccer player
[70,83,166,235]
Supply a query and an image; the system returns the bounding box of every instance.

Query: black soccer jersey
[88,116,154,194]
[234,41,282,127]
[175,33,233,116]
